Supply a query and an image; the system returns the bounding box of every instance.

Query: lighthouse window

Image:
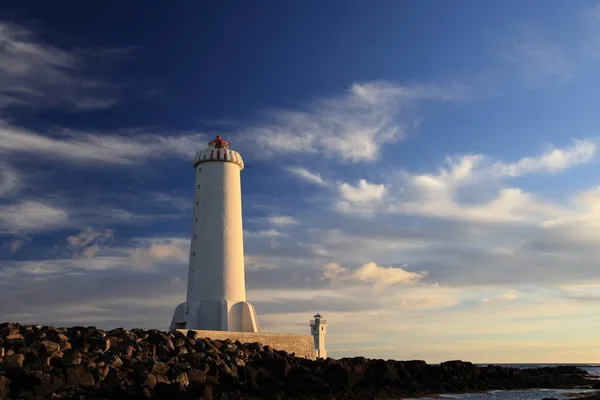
[194,234,197,239]
[196,201,199,206]
[321,327,324,331]
[192,252,195,257]
[195,218,198,222]
[197,184,200,190]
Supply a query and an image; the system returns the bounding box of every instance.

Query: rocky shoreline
[0,322,597,400]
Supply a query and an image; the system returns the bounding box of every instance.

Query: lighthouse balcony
[309,319,327,325]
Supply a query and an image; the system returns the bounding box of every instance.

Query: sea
[401,364,600,400]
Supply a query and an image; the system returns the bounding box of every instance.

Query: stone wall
[177,329,315,359]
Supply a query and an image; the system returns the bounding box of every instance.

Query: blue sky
[2,0,600,362]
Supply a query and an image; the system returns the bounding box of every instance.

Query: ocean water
[481,364,600,376]
[402,364,600,400]
[410,389,599,400]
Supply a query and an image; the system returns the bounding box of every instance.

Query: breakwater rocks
[0,322,594,400]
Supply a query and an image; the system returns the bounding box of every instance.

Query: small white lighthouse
[170,136,260,333]
[310,313,327,359]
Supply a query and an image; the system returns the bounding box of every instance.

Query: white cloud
[0,162,20,196]
[0,22,120,111]
[323,262,426,287]
[286,167,326,186]
[335,140,595,224]
[148,244,187,260]
[0,200,68,234]
[419,154,484,187]
[0,121,207,164]
[339,179,386,203]
[245,81,468,163]
[0,236,189,276]
[492,140,596,177]
[481,290,519,304]
[128,237,189,269]
[266,216,297,226]
[336,179,387,215]
[244,229,286,237]
[538,184,600,239]
[398,187,569,224]
[67,226,114,259]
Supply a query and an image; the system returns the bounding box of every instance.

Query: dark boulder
[0,375,10,399]
[64,365,95,387]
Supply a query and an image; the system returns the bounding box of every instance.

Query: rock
[155,381,186,395]
[64,365,95,387]
[107,336,119,348]
[188,368,207,384]
[102,354,123,367]
[166,338,175,350]
[89,337,110,352]
[5,333,24,340]
[49,357,65,368]
[95,365,109,381]
[249,366,285,397]
[0,322,20,337]
[63,349,82,366]
[0,375,10,399]
[173,371,190,386]
[286,370,330,394]
[33,370,65,397]
[2,353,25,370]
[49,350,64,359]
[155,373,171,384]
[121,345,136,357]
[174,345,188,356]
[200,384,214,400]
[149,360,169,375]
[100,366,122,389]
[194,338,208,352]
[187,330,200,340]
[121,355,137,368]
[59,340,71,351]
[4,334,26,349]
[40,340,61,355]
[156,344,171,358]
[142,373,157,389]
[172,362,192,372]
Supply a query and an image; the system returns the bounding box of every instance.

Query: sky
[1,0,600,363]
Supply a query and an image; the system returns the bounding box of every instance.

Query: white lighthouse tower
[170,136,260,333]
[310,313,327,359]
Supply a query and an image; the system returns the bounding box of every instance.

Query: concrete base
[176,329,316,360]
[170,299,260,332]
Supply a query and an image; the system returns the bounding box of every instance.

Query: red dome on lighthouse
[208,135,230,149]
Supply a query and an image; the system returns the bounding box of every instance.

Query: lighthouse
[170,136,260,333]
[310,313,327,359]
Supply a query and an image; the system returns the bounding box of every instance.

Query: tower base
[169,299,260,332]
